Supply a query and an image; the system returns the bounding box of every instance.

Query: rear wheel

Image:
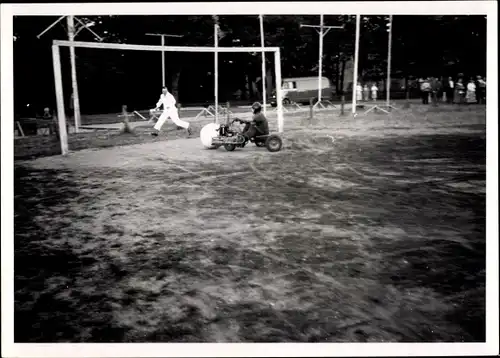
[283,98,291,105]
[265,135,283,152]
[224,143,236,151]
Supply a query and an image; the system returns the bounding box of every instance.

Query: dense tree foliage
[13,15,486,115]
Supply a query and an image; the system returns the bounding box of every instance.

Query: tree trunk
[247,74,254,99]
[266,67,273,99]
[335,57,340,94]
[245,75,251,100]
[340,59,346,94]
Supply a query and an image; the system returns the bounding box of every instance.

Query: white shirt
[156,92,177,110]
[371,86,378,92]
[467,83,476,92]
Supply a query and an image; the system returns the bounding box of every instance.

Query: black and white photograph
[1,1,498,357]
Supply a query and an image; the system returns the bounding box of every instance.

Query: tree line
[13,15,486,115]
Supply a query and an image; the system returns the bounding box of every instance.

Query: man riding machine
[225,102,282,152]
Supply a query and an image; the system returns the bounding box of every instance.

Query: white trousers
[153,108,190,131]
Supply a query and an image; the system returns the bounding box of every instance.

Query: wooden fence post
[226,101,231,125]
[403,88,411,109]
[309,97,314,120]
[340,95,345,116]
[121,105,133,134]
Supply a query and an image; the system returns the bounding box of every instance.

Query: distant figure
[356,83,363,101]
[466,79,477,104]
[363,84,369,102]
[430,77,442,106]
[234,89,243,100]
[370,83,378,101]
[420,78,431,104]
[453,78,465,104]
[476,76,486,104]
[43,107,52,119]
[444,77,454,104]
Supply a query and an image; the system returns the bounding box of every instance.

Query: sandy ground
[14,106,486,342]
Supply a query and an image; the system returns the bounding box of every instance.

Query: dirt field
[14,105,486,342]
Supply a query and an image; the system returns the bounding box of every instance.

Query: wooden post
[52,44,69,155]
[161,35,166,87]
[259,15,267,115]
[309,97,314,120]
[67,16,81,132]
[340,94,345,116]
[352,14,361,115]
[386,15,393,110]
[318,14,324,106]
[122,105,128,123]
[16,121,25,137]
[404,86,411,108]
[226,101,231,125]
[121,105,133,133]
[274,49,284,133]
[214,23,219,124]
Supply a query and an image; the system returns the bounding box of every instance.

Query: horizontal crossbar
[53,40,280,53]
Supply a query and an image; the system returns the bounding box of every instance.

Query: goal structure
[51,39,284,156]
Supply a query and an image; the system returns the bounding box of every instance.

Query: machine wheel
[283,98,291,105]
[224,143,236,151]
[265,135,283,152]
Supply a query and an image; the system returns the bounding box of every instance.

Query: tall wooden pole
[67,16,81,132]
[386,15,393,108]
[214,23,219,124]
[275,50,283,133]
[146,33,184,88]
[300,20,343,107]
[52,45,69,155]
[161,35,166,87]
[352,14,361,115]
[259,15,267,114]
[318,14,324,104]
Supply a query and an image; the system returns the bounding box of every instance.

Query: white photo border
[1,2,498,357]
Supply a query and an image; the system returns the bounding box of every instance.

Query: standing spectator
[417,78,424,101]
[466,78,477,104]
[363,84,369,102]
[420,78,431,104]
[453,78,465,104]
[370,83,379,101]
[430,77,442,106]
[444,76,454,104]
[476,76,486,104]
[356,82,363,102]
[43,107,52,119]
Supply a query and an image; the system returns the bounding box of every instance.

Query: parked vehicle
[270,76,334,106]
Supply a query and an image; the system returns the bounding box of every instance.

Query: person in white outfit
[371,83,378,101]
[151,86,192,137]
[356,82,363,102]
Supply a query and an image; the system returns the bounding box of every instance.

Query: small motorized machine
[202,118,283,152]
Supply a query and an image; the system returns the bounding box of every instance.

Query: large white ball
[200,122,220,149]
